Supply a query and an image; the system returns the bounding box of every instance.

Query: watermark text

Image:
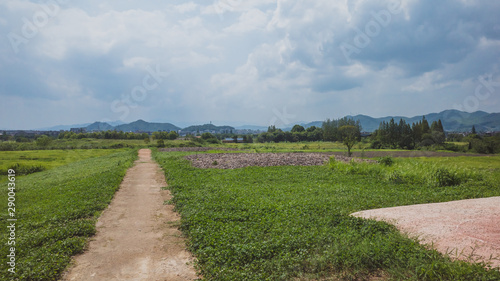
[7,169,17,274]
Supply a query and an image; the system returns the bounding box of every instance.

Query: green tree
[437,119,444,132]
[322,119,338,141]
[201,132,214,140]
[421,116,430,134]
[432,131,445,144]
[291,125,305,133]
[306,126,317,132]
[1,131,9,141]
[471,125,477,134]
[339,125,360,157]
[245,134,254,143]
[167,131,179,140]
[36,135,52,147]
[399,119,414,149]
[157,139,165,147]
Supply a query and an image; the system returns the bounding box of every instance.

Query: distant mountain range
[38,121,125,131]
[77,120,234,134]
[285,110,500,132]
[346,110,500,132]
[28,110,499,133]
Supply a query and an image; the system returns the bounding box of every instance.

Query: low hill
[114,120,180,132]
[180,124,235,134]
[86,122,114,131]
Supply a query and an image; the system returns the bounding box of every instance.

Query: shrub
[201,132,215,140]
[0,142,16,151]
[433,168,461,187]
[36,135,53,147]
[206,138,220,144]
[378,156,394,167]
[157,139,165,148]
[471,139,495,154]
[370,140,382,149]
[386,170,404,184]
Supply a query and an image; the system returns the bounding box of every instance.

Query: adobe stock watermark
[212,0,243,20]
[7,0,68,54]
[111,64,169,121]
[269,106,296,127]
[340,0,402,63]
[7,169,17,275]
[453,73,500,113]
[443,73,500,132]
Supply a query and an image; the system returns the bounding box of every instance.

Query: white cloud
[170,51,219,68]
[224,8,269,33]
[123,57,154,68]
[1,0,500,128]
[171,2,198,14]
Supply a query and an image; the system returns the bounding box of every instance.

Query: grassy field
[0,138,147,151]
[0,149,127,181]
[0,149,136,280]
[154,149,500,280]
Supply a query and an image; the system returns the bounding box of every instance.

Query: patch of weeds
[7,163,46,175]
[329,157,382,177]
[433,168,462,187]
[378,156,394,167]
[386,170,404,184]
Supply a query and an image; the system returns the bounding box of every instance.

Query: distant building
[70,128,87,134]
[222,138,244,143]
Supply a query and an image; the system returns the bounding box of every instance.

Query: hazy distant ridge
[114,120,180,132]
[346,110,500,132]
[32,110,500,133]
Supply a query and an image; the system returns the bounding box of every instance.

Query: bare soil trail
[352,197,500,268]
[62,149,198,281]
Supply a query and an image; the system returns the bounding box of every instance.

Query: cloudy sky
[1,0,499,129]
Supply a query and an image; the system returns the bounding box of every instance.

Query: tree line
[255,117,362,144]
[370,117,445,149]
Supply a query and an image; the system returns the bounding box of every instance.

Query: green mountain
[86,122,114,131]
[180,124,235,134]
[114,120,180,132]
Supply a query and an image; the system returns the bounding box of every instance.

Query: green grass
[0,138,147,151]
[329,156,491,189]
[154,150,500,280]
[0,150,136,280]
[0,149,125,179]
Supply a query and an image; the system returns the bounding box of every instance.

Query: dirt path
[62,149,198,281]
[352,197,500,268]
